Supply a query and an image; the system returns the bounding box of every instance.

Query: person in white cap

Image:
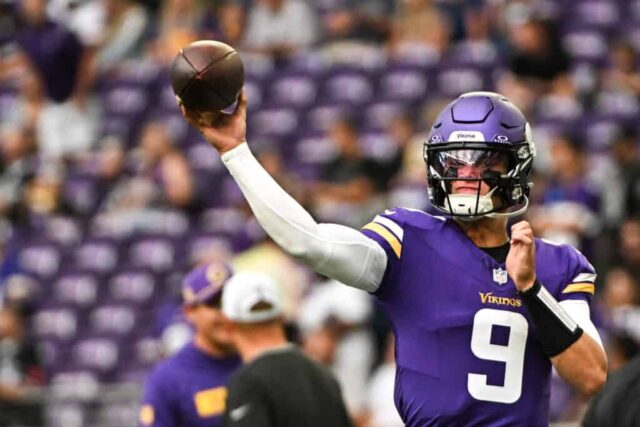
[221,272,353,427]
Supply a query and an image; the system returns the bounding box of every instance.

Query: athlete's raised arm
[180,94,387,292]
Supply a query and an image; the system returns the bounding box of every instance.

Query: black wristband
[519,280,584,357]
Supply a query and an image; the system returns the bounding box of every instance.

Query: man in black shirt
[221,272,353,427]
[583,355,640,427]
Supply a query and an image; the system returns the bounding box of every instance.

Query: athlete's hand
[506,221,536,292]
[179,90,247,154]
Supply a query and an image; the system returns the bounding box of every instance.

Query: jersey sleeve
[360,208,405,295]
[223,372,271,427]
[557,246,597,305]
[139,368,180,427]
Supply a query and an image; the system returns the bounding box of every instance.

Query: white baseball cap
[222,272,282,323]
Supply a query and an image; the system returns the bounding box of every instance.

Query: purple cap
[182,262,234,306]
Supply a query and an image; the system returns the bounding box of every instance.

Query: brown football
[171,40,244,112]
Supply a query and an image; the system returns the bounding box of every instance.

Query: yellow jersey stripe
[362,223,402,258]
[562,282,595,295]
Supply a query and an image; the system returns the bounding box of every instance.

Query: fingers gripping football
[179,90,248,154]
[506,221,536,292]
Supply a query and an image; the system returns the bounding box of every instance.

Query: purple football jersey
[361,208,595,426]
[140,342,241,427]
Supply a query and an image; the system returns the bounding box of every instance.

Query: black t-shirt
[223,346,353,427]
[583,356,640,427]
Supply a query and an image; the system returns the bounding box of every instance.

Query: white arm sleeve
[221,143,387,292]
[559,299,604,350]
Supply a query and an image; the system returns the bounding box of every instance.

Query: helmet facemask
[424,141,534,220]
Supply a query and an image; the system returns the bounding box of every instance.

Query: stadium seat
[53,272,101,308]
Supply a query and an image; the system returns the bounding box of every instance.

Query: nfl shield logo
[493,268,508,285]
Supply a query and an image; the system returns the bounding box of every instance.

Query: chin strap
[485,196,529,219]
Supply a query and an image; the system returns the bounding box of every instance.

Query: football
[171,40,244,112]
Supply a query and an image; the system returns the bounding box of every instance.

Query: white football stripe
[374,216,404,241]
[572,273,597,283]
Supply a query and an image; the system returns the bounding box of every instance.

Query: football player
[181,92,606,426]
[140,262,241,427]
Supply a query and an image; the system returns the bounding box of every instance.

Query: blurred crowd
[1,0,640,425]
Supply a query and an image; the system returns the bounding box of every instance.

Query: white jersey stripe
[571,272,597,283]
[374,216,404,241]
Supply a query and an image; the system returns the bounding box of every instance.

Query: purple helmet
[425,92,536,219]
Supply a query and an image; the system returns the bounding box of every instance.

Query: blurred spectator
[0,129,37,218]
[599,267,640,345]
[103,121,196,213]
[363,334,403,427]
[507,18,569,88]
[528,135,600,252]
[583,355,640,427]
[140,263,240,427]
[95,0,149,73]
[47,0,106,50]
[222,272,353,427]
[597,127,640,227]
[389,0,450,64]
[298,279,374,423]
[617,218,640,276]
[243,0,319,62]
[321,0,393,45]
[313,119,383,227]
[152,0,204,62]
[601,40,640,97]
[0,306,45,427]
[450,5,497,65]
[9,0,98,159]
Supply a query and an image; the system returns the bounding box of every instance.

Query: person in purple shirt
[140,262,241,427]
[181,91,607,426]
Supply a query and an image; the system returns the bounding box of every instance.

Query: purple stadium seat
[34,216,82,246]
[359,132,399,162]
[50,370,101,401]
[594,90,640,118]
[435,66,486,97]
[128,237,176,272]
[72,337,120,372]
[184,233,234,265]
[535,94,584,121]
[582,116,625,150]
[33,308,78,341]
[187,142,226,173]
[573,1,620,28]
[90,305,137,336]
[562,30,608,63]
[47,402,88,427]
[74,240,119,273]
[305,103,355,132]
[363,101,408,131]
[320,70,374,106]
[18,244,62,279]
[199,207,251,235]
[53,273,100,308]
[96,402,140,427]
[109,270,156,305]
[249,107,300,138]
[267,73,318,108]
[377,67,429,103]
[244,78,264,111]
[448,41,499,67]
[102,86,150,116]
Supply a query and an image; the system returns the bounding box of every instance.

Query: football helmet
[424,92,536,219]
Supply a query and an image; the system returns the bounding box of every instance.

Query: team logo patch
[194,387,228,417]
[206,264,229,288]
[182,287,196,304]
[448,130,485,141]
[492,268,508,285]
